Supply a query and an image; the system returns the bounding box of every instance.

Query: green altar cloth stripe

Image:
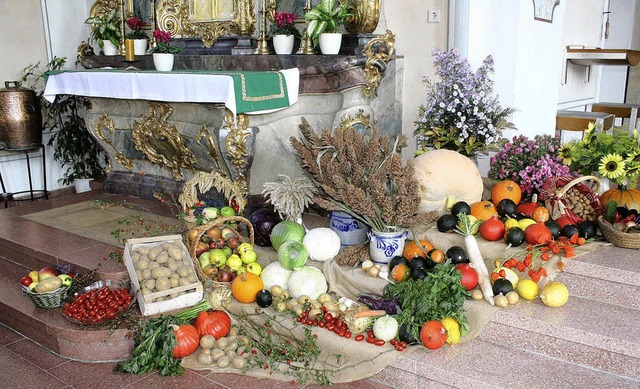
[45,69,290,113]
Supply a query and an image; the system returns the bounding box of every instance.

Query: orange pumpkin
[491,180,522,206]
[532,206,550,223]
[231,272,264,303]
[390,263,411,282]
[403,240,434,259]
[600,185,640,211]
[470,201,498,222]
[524,222,552,245]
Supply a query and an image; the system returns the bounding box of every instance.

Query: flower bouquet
[415,48,515,157]
[269,12,301,38]
[151,29,181,54]
[125,17,148,39]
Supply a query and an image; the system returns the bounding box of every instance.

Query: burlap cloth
[182,217,599,384]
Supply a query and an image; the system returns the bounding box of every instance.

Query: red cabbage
[249,208,282,247]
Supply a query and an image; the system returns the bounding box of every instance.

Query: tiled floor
[0,323,391,388]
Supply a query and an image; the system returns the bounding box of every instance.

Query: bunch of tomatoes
[63,286,132,325]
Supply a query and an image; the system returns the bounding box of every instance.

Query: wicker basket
[597,216,640,249]
[539,175,603,223]
[22,285,71,308]
[188,215,255,283]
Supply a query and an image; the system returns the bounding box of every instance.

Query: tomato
[455,263,479,291]
[420,320,448,350]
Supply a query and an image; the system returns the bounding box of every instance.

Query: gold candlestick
[254,0,271,54]
[298,0,316,55]
[119,0,126,54]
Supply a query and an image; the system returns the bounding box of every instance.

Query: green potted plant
[20,57,107,191]
[269,12,301,55]
[305,0,350,54]
[151,29,181,71]
[84,9,122,56]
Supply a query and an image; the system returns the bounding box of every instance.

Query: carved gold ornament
[196,125,231,177]
[221,111,253,194]
[89,0,120,18]
[345,0,381,34]
[337,109,373,133]
[94,114,134,170]
[363,30,395,98]
[132,102,197,179]
[156,0,255,47]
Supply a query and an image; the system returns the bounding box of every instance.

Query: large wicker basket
[597,216,640,249]
[22,285,72,309]
[188,215,255,284]
[539,175,603,223]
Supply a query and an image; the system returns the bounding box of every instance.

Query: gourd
[413,149,484,215]
[193,310,231,339]
[231,272,264,303]
[600,185,640,211]
[491,180,522,206]
[172,324,200,358]
[470,201,498,222]
[302,228,341,262]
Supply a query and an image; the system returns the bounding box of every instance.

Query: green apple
[236,266,247,275]
[227,254,243,271]
[198,251,212,270]
[220,206,236,217]
[246,262,262,276]
[209,249,227,267]
[237,242,253,255]
[240,249,257,264]
[58,274,73,287]
[221,246,233,258]
[28,281,39,291]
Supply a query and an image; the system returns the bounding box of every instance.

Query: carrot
[456,213,494,305]
[353,310,388,319]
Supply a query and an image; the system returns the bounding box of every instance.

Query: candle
[125,39,135,61]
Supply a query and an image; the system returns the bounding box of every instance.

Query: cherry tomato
[374,339,386,346]
[355,334,365,342]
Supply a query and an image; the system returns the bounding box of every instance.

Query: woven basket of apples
[187,216,257,287]
[20,265,76,308]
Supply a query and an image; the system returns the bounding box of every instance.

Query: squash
[413,149,484,215]
[600,185,640,211]
[193,310,231,339]
[172,324,200,358]
[491,180,522,206]
[470,201,498,222]
[231,272,264,303]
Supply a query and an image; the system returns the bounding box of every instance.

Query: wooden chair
[591,102,640,131]
[555,110,614,140]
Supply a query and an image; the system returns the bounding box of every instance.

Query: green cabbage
[270,220,305,251]
[277,240,309,270]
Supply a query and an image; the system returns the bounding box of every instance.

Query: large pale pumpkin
[600,185,640,211]
[413,149,484,215]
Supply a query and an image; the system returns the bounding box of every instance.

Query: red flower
[126,17,147,31]
[153,29,172,43]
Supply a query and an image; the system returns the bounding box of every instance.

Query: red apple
[195,241,209,257]
[19,276,33,287]
[187,228,200,243]
[38,267,59,281]
[205,227,221,240]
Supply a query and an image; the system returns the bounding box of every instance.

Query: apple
[38,267,58,281]
[240,249,257,264]
[58,274,73,287]
[227,236,240,250]
[246,262,262,276]
[20,276,33,287]
[203,265,218,277]
[209,249,227,267]
[195,241,209,257]
[28,282,39,291]
[208,241,219,250]
[217,269,235,283]
[205,227,221,240]
[227,254,243,271]
[28,270,39,282]
[237,242,253,255]
[187,228,200,243]
[236,266,247,275]
[198,251,212,270]
[221,246,233,258]
[220,206,236,217]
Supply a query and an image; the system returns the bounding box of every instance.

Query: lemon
[540,281,569,307]
[516,279,539,300]
[504,218,520,230]
[518,218,537,231]
[440,317,461,345]
[492,267,520,289]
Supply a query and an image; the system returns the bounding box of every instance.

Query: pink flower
[153,29,172,43]
[126,17,147,31]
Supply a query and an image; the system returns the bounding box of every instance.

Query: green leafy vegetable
[384,262,470,342]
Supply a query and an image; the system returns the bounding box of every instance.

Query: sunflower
[598,153,627,181]
[558,144,574,165]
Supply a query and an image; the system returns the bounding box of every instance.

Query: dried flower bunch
[262,174,316,221]
[415,48,515,157]
[291,118,437,232]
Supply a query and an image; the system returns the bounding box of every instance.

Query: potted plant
[20,57,107,191]
[84,9,122,56]
[305,0,351,54]
[125,17,149,55]
[151,29,181,71]
[269,12,301,55]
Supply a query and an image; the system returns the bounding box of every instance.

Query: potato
[200,335,216,349]
[136,258,149,271]
[226,350,236,359]
[198,351,213,365]
[167,260,179,272]
[140,287,151,295]
[167,246,183,260]
[142,268,152,280]
[211,348,225,361]
[170,273,180,288]
[215,337,228,349]
[155,251,169,264]
[176,265,192,278]
[35,277,63,293]
[216,356,229,368]
[162,243,173,251]
[151,266,170,279]
[143,279,156,290]
[155,277,171,291]
[228,326,239,337]
[178,278,192,286]
[135,269,144,281]
[148,245,163,260]
[137,246,151,255]
[231,355,245,369]
[187,273,198,283]
[147,261,160,270]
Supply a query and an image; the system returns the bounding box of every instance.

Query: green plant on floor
[20,57,107,185]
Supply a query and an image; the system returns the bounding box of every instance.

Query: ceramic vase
[102,40,118,56]
[368,229,407,265]
[153,53,174,71]
[329,211,370,248]
[319,33,342,55]
[133,39,148,55]
[273,34,295,55]
[74,178,92,193]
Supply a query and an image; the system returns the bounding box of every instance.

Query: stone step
[378,335,639,389]
[555,271,640,310]
[563,244,640,288]
[0,257,133,361]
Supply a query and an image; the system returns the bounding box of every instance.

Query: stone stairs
[0,191,639,387]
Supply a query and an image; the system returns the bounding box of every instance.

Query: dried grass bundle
[291,118,437,232]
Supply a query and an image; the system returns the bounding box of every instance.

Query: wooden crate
[124,235,203,316]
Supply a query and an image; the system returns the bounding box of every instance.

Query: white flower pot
[368,229,408,265]
[133,39,148,55]
[153,53,174,71]
[273,34,294,55]
[319,33,342,55]
[102,40,118,56]
[74,178,92,193]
